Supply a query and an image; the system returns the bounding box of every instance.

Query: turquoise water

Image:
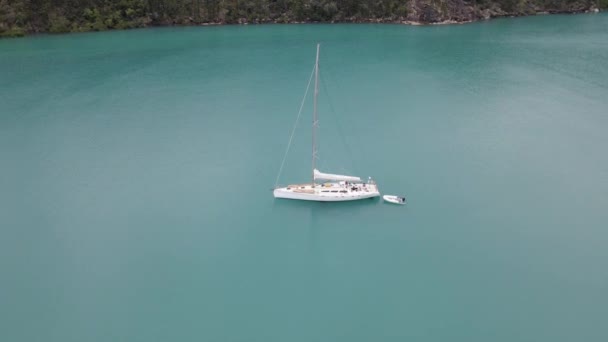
[2,14,608,342]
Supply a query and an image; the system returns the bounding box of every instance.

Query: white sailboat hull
[274,182,380,202]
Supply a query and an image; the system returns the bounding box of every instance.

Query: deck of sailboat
[274,182,380,201]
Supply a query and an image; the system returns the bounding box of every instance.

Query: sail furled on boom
[313,169,362,182]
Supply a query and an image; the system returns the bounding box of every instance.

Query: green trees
[0,0,602,37]
[0,0,154,35]
[76,0,150,31]
[0,0,25,37]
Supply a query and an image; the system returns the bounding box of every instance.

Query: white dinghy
[383,195,406,205]
[273,44,380,202]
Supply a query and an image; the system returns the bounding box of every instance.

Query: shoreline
[137,8,603,28]
[0,8,602,39]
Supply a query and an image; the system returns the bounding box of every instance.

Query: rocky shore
[146,1,602,27]
[0,0,604,38]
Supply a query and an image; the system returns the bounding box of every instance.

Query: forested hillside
[1,0,604,37]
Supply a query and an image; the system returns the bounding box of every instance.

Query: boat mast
[312,43,320,186]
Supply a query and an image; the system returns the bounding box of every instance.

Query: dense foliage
[0,0,603,37]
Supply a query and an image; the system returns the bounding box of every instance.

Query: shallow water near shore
[1,13,608,342]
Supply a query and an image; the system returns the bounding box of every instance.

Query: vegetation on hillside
[0,0,604,37]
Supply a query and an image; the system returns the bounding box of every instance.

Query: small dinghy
[383,195,406,205]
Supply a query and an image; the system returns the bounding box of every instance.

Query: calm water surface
[1,13,607,342]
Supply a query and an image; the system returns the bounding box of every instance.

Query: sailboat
[273,44,380,202]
